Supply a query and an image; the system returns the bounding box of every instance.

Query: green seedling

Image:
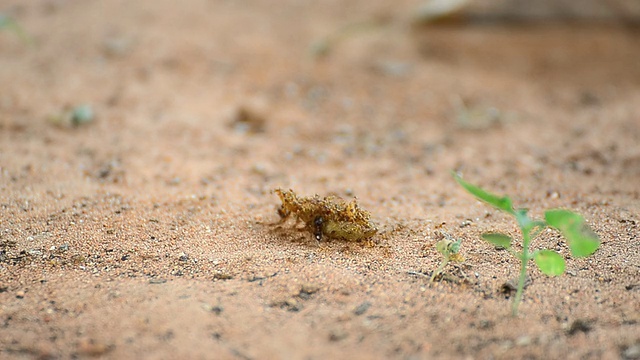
[0,14,32,44]
[431,230,464,282]
[49,104,94,127]
[454,174,600,316]
[310,17,391,58]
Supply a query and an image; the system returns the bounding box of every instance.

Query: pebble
[202,303,223,315]
[77,339,110,356]
[354,302,372,316]
[328,329,347,342]
[624,343,640,359]
[516,335,532,346]
[300,283,320,295]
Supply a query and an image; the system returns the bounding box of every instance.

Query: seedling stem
[454,173,600,316]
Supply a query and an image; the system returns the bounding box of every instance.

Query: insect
[273,188,378,242]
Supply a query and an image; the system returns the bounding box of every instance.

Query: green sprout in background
[454,173,600,316]
[0,14,32,44]
[48,104,95,128]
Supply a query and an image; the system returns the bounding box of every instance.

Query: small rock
[353,301,372,316]
[328,329,347,342]
[229,99,268,134]
[212,272,233,281]
[271,297,301,312]
[372,61,412,78]
[28,249,42,256]
[202,303,223,315]
[285,297,299,309]
[149,278,167,284]
[167,177,181,186]
[623,343,640,359]
[16,290,25,299]
[459,219,473,228]
[103,37,135,58]
[500,276,532,295]
[568,319,593,335]
[516,335,532,346]
[478,320,494,329]
[77,339,111,357]
[178,253,189,262]
[300,283,320,295]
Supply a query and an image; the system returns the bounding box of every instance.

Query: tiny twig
[406,270,430,278]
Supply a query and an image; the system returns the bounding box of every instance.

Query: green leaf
[448,238,461,254]
[0,14,10,28]
[0,14,32,44]
[435,239,448,255]
[454,174,514,215]
[533,250,566,276]
[481,233,512,249]
[545,209,600,257]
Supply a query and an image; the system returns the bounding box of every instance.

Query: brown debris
[273,188,378,242]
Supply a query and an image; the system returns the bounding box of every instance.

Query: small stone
[103,37,134,58]
[202,303,223,315]
[328,329,347,342]
[285,297,298,308]
[212,272,233,281]
[16,290,25,299]
[500,276,532,295]
[300,283,320,295]
[568,319,593,335]
[210,305,223,315]
[623,343,640,359]
[478,320,494,329]
[459,219,473,228]
[149,278,167,284]
[77,339,110,356]
[353,302,372,316]
[178,253,189,262]
[229,99,268,134]
[516,335,532,346]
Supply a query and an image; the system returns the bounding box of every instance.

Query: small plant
[431,230,464,282]
[454,174,600,316]
[49,104,95,127]
[0,14,32,44]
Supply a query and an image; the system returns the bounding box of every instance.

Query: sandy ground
[1,1,639,359]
